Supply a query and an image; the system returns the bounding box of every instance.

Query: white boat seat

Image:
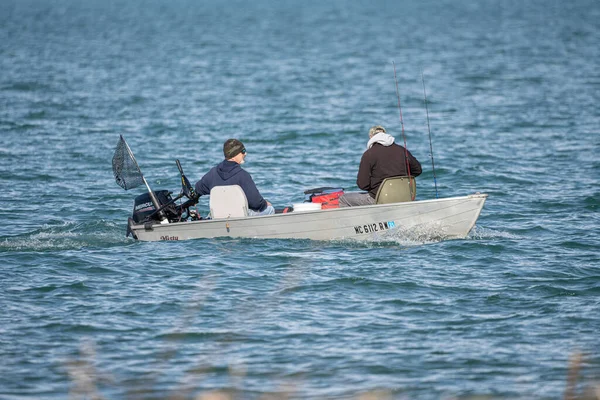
[375,176,416,204]
[209,185,248,219]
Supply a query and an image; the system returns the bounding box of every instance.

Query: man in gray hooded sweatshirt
[339,125,422,207]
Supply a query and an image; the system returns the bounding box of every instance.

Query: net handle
[120,135,168,224]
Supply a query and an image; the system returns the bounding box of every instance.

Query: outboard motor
[131,190,176,223]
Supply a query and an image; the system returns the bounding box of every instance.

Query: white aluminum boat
[113,135,487,243]
[127,193,487,242]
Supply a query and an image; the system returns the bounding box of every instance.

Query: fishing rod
[421,70,439,198]
[392,61,414,199]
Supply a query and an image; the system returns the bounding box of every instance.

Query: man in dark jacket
[195,139,274,215]
[339,125,422,207]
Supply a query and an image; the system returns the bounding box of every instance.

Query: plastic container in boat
[292,202,322,212]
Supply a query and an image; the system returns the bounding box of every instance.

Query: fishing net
[112,135,144,190]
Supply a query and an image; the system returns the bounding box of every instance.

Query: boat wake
[375,221,452,246]
[334,224,514,248]
[328,222,451,248]
[467,225,520,240]
[0,220,130,252]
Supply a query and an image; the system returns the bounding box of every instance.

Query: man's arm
[194,172,211,197]
[356,152,372,191]
[240,171,267,211]
[406,149,422,177]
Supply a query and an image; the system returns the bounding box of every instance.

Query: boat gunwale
[129,193,488,231]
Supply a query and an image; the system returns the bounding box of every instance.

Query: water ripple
[1,0,599,398]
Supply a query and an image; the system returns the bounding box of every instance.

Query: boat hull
[129,193,487,242]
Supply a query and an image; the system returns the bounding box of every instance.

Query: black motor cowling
[131,190,177,223]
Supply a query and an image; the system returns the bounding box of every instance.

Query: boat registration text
[354,221,396,235]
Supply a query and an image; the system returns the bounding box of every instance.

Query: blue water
[1,0,599,398]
